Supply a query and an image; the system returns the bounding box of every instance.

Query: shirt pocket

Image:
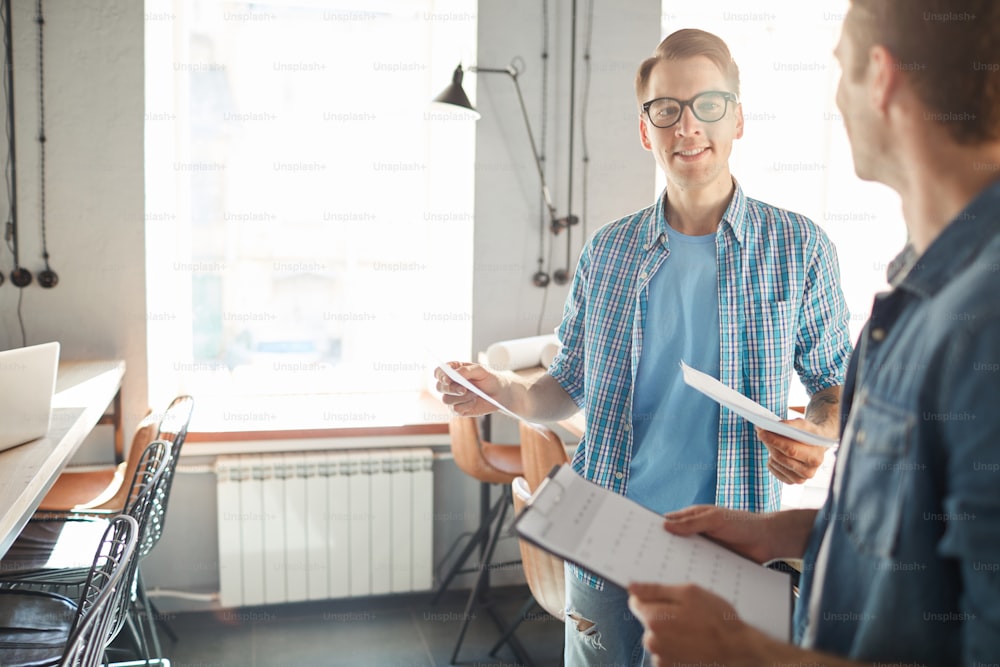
[839,392,915,559]
[742,300,796,387]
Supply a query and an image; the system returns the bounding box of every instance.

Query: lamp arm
[471,66,559,226]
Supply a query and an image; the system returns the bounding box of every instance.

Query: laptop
[0,341,60,451]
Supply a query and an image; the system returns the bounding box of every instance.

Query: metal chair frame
[0,515,139,667]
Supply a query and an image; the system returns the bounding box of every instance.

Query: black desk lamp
[433,62,578,286]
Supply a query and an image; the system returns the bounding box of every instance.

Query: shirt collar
[721,179,748,246]
[896,179,1000,298]
[645,178,748,249]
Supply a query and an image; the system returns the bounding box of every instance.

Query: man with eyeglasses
[628,2,1000,665]
[437,28,851,666]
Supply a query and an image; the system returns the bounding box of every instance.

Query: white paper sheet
[514,464,792,641]
[680,361,838,448]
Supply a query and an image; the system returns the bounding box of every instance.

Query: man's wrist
[804,385,842,437]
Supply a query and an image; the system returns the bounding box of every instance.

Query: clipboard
[512,464,793,641]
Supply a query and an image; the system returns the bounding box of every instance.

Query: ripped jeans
[564,563,649,667]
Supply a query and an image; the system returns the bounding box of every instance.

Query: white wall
[472,0,658,446]
[0,0,148,459]
[471,0,656,355]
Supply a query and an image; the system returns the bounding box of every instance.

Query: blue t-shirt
[627,225,720,514]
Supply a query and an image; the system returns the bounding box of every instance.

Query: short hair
[846,0,1000,144]
[634,29,741,107]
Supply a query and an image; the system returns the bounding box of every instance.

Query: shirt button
[871,328,886,341]
[855,429,866,445]
[639,271,648,280]
[623,423,631,432]
[615,472,624,480]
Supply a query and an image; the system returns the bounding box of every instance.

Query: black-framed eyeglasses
[641,91,739,129]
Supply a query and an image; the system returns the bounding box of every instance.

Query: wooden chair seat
[36,413,158,513]
[449,416,524,484]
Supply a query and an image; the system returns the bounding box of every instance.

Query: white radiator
[215,448,434,608]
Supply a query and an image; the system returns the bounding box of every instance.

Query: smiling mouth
[675,147,709,157]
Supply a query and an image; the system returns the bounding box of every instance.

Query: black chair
[0,438,172,662]
[0,514,139,667]
[34,395,195,660]
[134,395,194,658]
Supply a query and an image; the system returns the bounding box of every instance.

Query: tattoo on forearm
[805,388,840,425]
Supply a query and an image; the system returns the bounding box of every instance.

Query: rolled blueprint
[485,335,559,371]
[539,338,562,368]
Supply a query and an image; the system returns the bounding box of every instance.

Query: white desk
[0,360,125,558]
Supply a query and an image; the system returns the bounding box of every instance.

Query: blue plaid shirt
[549,181,851,587]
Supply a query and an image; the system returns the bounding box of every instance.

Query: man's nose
[675,104,702,135]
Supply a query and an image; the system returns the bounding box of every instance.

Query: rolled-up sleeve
[794,231,853,395]
[548,242,591,408]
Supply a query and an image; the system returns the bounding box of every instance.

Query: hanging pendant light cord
[580,0,594,241]
[563,0,577,276]
[2,0,19,274]
[535,0,554,334]
[36,0,51,276]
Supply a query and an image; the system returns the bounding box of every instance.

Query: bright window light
[145,0,476,424]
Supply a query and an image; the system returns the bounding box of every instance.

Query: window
[145,0,476,427]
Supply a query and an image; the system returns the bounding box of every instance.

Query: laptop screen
[0,341,60,451]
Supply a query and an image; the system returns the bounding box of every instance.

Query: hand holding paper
[680,361,838,448]
[436,361,548,431]
[628,582,762,667]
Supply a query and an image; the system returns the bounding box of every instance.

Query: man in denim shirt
[629,1,1000,665]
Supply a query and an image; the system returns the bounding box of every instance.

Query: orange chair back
[448,416,523,485]
[512,421,570,621]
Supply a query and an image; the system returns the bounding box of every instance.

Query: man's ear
[868,44,899,116]
[734,102,745,140]
[639,115,653,151]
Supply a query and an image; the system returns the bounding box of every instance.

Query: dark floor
[113,585,564,667]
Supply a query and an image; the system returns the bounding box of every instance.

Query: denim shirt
[794,180,1000,665]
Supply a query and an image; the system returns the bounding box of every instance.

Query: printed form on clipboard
[680,360,839,448]
[513,464,794,641]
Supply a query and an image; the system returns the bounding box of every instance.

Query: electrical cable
[35,0,56,288]
[15,282,25,345]
[534,0,552,330]
[145,589,220,602]
[532,0,551,291]
[2,0,31,290]
[580,0,594,241]
[554,0,578,286]
[0,0,9,289]
[536,223,559,335]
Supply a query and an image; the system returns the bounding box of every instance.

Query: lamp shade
[432,64,481,119]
